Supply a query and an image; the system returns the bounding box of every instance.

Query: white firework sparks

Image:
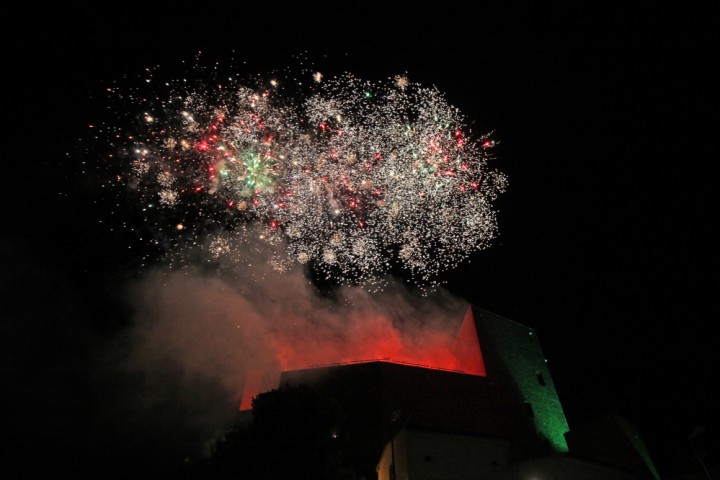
[158,189,178,206]
[394,74,409,91]
[104,67,506,289]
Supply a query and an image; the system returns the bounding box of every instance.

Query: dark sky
[3,1,718,479]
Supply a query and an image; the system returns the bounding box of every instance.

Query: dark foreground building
[247,305,660,480]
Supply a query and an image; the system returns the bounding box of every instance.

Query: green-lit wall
[471,306,570,452]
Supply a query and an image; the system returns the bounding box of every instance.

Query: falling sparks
[99,65,506,289]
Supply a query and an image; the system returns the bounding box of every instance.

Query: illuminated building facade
[251,305,660,480]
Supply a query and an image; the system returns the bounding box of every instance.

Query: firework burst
[97,64,507,289]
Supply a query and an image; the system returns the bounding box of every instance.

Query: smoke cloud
[116,254,470,459]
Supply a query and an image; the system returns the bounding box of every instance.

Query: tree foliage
[194,383,359,480]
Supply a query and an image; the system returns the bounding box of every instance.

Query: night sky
[3,2,718,479]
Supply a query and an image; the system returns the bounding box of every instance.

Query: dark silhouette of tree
[195,383,359,480]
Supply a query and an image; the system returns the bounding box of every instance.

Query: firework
[101,66,506,289]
